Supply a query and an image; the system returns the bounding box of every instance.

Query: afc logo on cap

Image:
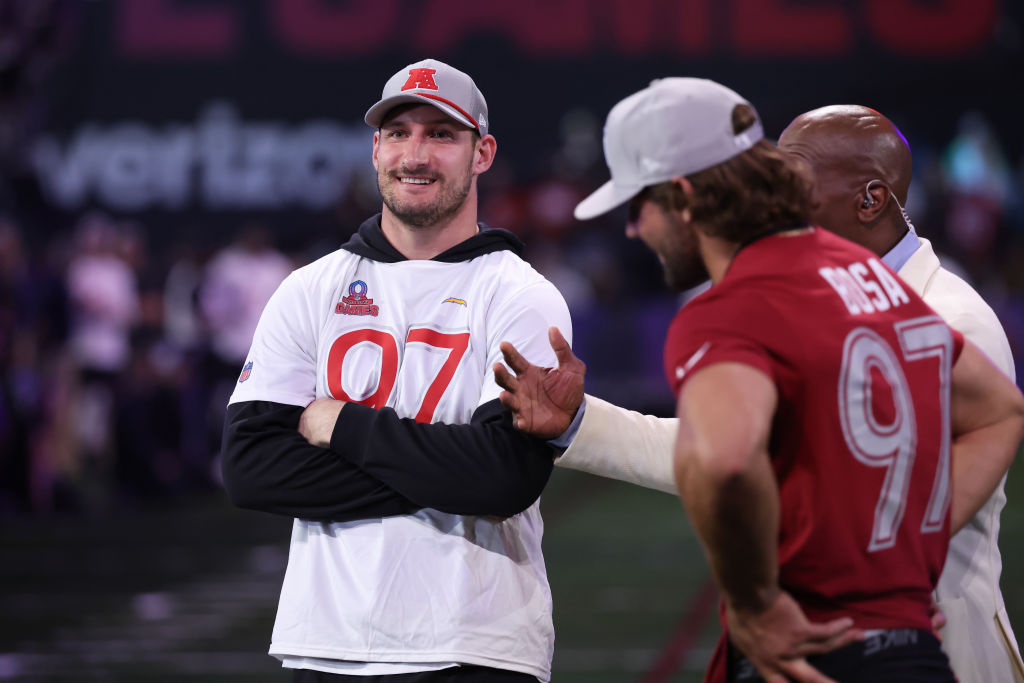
[402,68,438,91]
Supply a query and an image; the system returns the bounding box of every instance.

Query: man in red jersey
[494,78,1024,683]
[778,106,1024,683]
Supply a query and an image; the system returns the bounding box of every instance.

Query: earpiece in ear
[862,180,880,208]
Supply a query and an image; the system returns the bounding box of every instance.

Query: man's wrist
[548,395,587,450]
[724,583,781,615]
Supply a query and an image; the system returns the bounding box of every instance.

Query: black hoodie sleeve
[331,399,554,518]
[221,398,555,521]
[221,400,421,521]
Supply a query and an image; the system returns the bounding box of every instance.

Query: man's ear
[856,182,888,223]
[670,176,694,221]
[672,176,694,197]
[371,130,381,171]
[473,134,497,175]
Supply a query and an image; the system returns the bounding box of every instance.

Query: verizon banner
[32,102,371,212]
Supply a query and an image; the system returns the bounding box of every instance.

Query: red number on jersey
[326,327,471,423]
[406,329,470,423]
[326,329,399,409]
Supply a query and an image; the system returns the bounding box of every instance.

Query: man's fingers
[498,389,521,414]
[297,412,312,442]
[803,616,853,642]
[930,597,947,633]
[297,397,344,449]
[814,625,863,653]
[493,362,518,392]
[499,340,532,375]
[794,618,862,656]
[548,326,582,370]
[804,617,859,643]
[548,326,570,360]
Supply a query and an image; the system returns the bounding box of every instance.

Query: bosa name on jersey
[819,258,910,316]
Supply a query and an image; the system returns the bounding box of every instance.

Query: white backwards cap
[575,77,763,220]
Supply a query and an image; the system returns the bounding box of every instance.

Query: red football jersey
[664,228,963,633]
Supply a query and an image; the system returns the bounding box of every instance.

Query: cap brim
[365,94,477,131]
[574,179,644,221]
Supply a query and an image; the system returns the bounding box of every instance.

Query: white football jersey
[229,221,571,681]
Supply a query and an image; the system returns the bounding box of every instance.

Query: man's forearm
[673,364,781,613]
[950,421,1023,532]
[948,340,1024,533]
[221,400,420,521]
[678,448,780,612]
[333,399,555,518]
[555,395,677,494]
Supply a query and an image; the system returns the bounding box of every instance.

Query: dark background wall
[2,1,1023,681]
[6,0,1022,244]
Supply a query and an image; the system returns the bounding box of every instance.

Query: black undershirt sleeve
[331,399,555,519]
[221,400,420,522]
[221,398,555,522]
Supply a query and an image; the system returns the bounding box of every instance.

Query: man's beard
[663,253,709,291]
[658,213,709,291]
[378,162,474,229]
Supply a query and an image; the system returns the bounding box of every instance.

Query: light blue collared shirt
[881,228,921,272]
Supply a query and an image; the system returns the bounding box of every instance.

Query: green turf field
[541,468,716,682]
[1,455,1022,681]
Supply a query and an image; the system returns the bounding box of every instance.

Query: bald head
[778,105,913,256]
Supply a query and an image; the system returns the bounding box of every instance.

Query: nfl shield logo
[238,361,253,383]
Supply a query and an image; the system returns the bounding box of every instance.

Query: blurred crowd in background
[2,0,1024,520]
[3,107,1023,519]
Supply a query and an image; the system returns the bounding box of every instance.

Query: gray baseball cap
[364,58,489,136]
[575,77,763,220]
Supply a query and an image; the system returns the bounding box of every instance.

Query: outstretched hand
[493,326,586,439]
[726,589,863,683]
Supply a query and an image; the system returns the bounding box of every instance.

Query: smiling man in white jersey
[220,59,571,682]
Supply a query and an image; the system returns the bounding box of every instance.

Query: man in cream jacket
[498,105,1022,683]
